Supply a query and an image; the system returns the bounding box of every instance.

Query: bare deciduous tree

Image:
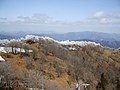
[25,70,44,89]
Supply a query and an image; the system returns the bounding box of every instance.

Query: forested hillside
[0,36,120,90]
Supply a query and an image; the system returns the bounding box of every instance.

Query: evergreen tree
[96,73,108,90]
[100,73,108,90]
[116,77,120,90]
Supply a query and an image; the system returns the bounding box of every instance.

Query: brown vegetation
[0,38,120,90]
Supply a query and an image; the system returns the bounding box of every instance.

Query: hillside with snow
[1,31,120,49]
[0,35,100,47]
[0,34,120,90]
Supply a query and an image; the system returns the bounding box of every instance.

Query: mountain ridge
[0,31,120,49]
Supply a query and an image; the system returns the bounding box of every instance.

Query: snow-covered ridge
[0,35,100,46]
[59,40,100,46]
[24,35,55,41]
[24,35,101,46]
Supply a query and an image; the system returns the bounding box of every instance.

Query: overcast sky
[0,0,120,34]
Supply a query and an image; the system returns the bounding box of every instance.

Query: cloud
[100,18,109,24]
[17,16,30,21]
[17,13,52,24]
[0,17,7,20]
[3,12,120,25]
[32,13,51,21]
[94,11,105,18]
[88,11,120,24]
[0,12,120,33]
[0,17,8,23]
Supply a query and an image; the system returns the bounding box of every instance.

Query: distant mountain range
[0,31,120,49]
[0,34,13,40]
[38,31,120,41]
[36,31,120,49]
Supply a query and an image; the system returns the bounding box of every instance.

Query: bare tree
[0,62,17,88]
[25,70,44,89]
[32,48,38,60]
[4,45,10,58]
[22,44,30,56]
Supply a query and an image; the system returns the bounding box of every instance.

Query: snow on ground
[24,35,100,46]
[0,47,28,53]
[24,35,56,42]
[0,35,100,48]
[0,39,9,45]
[0,35,100,52]
[0,47,7,53]
[59,40,100,46]
[0,56,5,61]
[69,47,77,50]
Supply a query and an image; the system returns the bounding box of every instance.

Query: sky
[0,0,120,34]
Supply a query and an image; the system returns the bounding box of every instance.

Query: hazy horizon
[0,0,120,34]
[1,30,120,35]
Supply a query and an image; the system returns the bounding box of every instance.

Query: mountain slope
[0,35,120,90]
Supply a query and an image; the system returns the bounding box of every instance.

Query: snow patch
[0,47,32,53]
[24,35,55,42]
[0,56,5,61]
[59,40,100,46]
[69,47,77,50]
